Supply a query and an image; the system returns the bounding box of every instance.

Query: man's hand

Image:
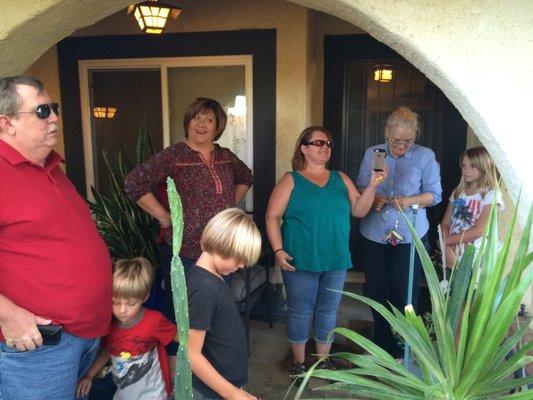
[373,195,388,212]
[1,306,51,351]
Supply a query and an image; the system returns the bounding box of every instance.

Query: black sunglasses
[305,139,333,148]
[12,103,60,120]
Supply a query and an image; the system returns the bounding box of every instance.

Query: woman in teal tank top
[266,126,387,378]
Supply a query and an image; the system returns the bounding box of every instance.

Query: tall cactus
[167,177,193,399]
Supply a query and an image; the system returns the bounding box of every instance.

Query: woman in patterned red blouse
[124,97,253,320]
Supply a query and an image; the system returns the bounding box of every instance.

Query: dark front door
[324,34,467,267]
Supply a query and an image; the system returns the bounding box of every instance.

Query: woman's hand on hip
[275,250,295,271]
[158,213,171,229]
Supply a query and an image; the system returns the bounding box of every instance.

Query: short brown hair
[201,208,261,267]
[0,75,45,116]
[183,97,227,141]
[291,126,333,171]
[112,257,154,300]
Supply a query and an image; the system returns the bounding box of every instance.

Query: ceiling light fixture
[373,64,394,83]
[127,0,182,35]
[93,106,117,119]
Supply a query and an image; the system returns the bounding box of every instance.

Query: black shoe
[317,358,336,371]
[289,361,306,383]
[317,358,337,384]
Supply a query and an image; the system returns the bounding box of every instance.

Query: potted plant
[292,200,532,399]
[88,117,160,265]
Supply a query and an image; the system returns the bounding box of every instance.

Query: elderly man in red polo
[0,76,112,399]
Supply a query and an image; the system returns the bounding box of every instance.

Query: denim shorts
[0,332,99,400]
[282,269,347,344]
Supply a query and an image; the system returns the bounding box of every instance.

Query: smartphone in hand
[373,148,386,171]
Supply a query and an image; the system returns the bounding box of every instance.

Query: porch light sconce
[373,64,394,83]
[93,106,117,119]
[127,0,182,35]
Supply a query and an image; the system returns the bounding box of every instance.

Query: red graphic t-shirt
[103,308,177,398]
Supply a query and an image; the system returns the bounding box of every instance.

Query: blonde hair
[291,126,333,171]
[453,146,499,198]
[112,257,154,300]
[384,106,421,140]
[201,208,262,266]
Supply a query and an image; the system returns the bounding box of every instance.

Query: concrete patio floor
[246,279,370,399]
[244,276,532,399]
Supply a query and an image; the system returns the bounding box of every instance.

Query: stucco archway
[1,0,532,221]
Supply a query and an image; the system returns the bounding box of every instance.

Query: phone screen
[373,149,386,171]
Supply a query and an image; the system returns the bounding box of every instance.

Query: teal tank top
[281,170,352,272]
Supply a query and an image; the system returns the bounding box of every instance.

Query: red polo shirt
[0,140,112,340]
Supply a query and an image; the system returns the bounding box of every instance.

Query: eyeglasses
[388,137,415,146]
[305,139,333,148]
[12,103,60,120]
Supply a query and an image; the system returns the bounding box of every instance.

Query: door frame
[58,29,276,214]
[79,55,254,209]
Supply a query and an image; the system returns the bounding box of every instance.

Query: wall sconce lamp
[373,64,394,83]
[127,1,182,34]
[93,106,118,119]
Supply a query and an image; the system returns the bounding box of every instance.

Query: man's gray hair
[0,76,44,116]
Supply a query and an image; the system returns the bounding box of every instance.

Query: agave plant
[88,117,160,264]
[292,199,532,399]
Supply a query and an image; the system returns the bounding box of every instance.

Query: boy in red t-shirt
[76,258,177,399]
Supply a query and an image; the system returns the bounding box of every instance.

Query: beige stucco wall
[2,0,531,308]
[4,0,532,213]
[22,3,362,179]
[71,0,311,180]
[292,0,533,224]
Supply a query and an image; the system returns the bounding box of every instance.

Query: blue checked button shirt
[356,143,442,244]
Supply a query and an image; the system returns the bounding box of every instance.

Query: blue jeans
[359,235,428,357]
[282,269,347,344]
[0,332,100,400]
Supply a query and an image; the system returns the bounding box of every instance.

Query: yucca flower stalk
[292,199,532,399]
[167,177,193,399]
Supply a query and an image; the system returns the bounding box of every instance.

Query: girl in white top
[440,146,504,267]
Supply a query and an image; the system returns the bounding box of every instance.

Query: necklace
[383,172,404,246]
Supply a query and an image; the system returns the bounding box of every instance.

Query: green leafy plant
[88,117,160,264]
[167,177,193,399]
[292,199,532,399]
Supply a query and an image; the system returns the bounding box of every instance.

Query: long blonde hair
[453,146,499,198]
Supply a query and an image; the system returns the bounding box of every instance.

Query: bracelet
[273,248,283,255]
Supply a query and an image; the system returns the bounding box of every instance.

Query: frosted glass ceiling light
[127,0,182,34]
[373,64,394,83]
